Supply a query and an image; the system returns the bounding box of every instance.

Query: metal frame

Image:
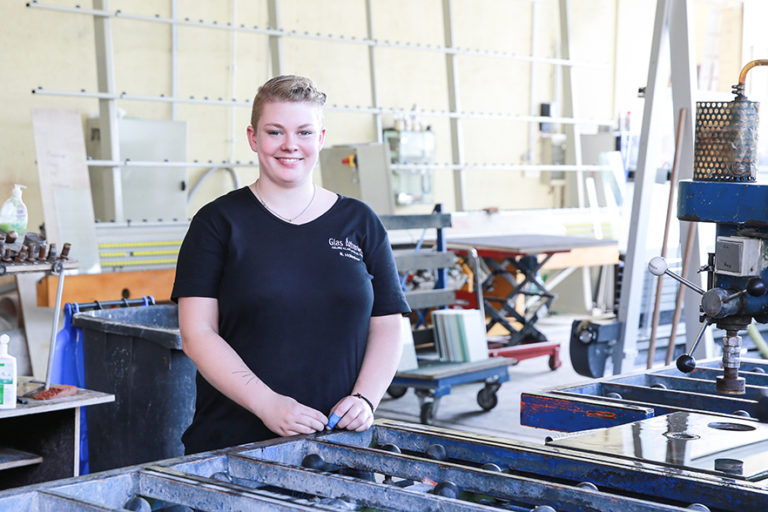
[615,0,703,374]
[2,420,765,511]
[27,0,612,213]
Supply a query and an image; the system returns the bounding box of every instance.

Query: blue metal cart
[388,357,514,424]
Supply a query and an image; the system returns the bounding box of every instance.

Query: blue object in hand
[327,413,341,429]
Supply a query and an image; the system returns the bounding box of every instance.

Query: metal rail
[25,1,607,68]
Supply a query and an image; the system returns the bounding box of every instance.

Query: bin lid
[72,305,182,350]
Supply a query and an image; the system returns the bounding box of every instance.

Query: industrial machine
[319,129,436,216]
[319,143,395,215]
[649,59,768,394]
[383,128,436,206]
[573,60,768,384]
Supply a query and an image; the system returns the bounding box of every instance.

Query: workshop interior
[2,0,768,510]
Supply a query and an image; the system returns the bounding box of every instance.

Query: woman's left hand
[328,395,374,432]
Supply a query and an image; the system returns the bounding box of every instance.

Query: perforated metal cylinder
[694,100,759,181]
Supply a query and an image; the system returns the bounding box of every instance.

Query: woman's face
[247,101,326,186]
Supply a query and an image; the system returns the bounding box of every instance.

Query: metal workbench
[1,417,764,511]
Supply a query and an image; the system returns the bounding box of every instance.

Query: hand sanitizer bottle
[0,184,28,237]
[0,334,17,409]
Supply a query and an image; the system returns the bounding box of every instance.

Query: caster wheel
[477,387,498,411]
[387,385,407,399]
[420,402,435,425]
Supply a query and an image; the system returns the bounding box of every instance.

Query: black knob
[747,278,767,297]
[676,354,696,373]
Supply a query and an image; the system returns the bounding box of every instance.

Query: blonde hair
[250,75,327,128]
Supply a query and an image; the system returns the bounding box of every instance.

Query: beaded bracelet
[353,392,375,414]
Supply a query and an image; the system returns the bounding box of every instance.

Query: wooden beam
[542,245,619,270]
[36,269,175,308]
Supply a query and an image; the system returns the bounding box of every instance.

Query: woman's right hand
[258,392,328,437]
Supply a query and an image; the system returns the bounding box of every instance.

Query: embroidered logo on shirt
[328,237,363,261]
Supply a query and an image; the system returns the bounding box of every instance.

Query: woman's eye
[267,130,281,136]
[299,130,313,136]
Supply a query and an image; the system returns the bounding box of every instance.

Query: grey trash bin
[72,305,196,472]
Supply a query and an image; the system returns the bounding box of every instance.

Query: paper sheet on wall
[31,108,100,274]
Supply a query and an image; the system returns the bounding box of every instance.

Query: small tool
[327,412,341,429]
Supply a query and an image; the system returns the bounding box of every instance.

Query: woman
[172,75,410,454]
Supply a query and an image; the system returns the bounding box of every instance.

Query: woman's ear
[246,125,259,153]
[318,128,327,149]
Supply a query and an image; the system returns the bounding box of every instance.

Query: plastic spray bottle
[0,334,16,409]
[0,184,28,237]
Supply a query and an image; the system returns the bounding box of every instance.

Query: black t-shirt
[172,187,410,453]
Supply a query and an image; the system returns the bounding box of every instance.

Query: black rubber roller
[301,453,328,470]
[123,497,152,512]
[425,443,447,461]
[433,481,460,499]
[380,443,402,454]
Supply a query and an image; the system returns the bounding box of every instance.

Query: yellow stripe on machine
[132,249,180,256]
[99,251,127,258]
[101,258,178,267]
[99,240,183,249]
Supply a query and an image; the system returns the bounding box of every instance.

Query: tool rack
[0,258,117,488]
[521,356,768,432]
[1,418,766,511]
[0,254,79,389]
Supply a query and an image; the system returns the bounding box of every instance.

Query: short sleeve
[364,214,411,316]
[171,204,229,302]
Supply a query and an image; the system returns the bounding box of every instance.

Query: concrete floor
[376,314,588,445]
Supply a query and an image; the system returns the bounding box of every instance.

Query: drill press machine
[650,59,768,394]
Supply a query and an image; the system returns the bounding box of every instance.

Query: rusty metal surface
[1,420,768,511]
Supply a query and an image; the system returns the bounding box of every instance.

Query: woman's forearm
[179,297,275,418]
[351,313,404,409]
[178,297,328,436]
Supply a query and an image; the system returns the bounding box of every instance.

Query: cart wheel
[387,385,407,399]
[477,387,498,411]
[420,402,435,425]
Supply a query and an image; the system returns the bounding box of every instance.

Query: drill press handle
[648,257,705,295]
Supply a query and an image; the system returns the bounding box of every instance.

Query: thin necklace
[254,180,317,223]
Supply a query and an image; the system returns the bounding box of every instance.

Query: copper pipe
[738,59,768,86]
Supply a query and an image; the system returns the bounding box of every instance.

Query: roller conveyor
[1,418,766,511]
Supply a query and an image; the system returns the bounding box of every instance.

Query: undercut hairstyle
[250,75,327,128]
